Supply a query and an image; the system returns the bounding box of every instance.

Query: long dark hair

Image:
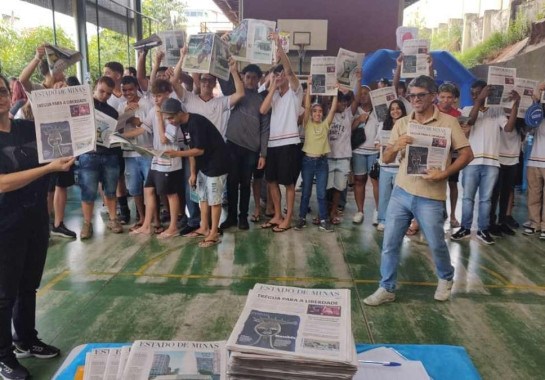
[383,99,407,131]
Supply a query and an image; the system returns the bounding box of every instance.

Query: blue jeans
[300,156,329,221]
[77,153,120,202]
[125,156,152,196]
[461,165,500,231]
[380,187,454,292]
[377,167,398,224]
[183,157,200,228]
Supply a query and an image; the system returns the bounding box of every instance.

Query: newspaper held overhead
[44,45,82,75]
[310,56,337,96]
[396,26,419,49]
[486,66,517,108]
[406,122,451,176]
[279,31,290,53]
[29,84,96,163]
[369,86,397,123]
[133,34,162,51]
[121,340,227,380]
[514,77,539,118]
[335,48,364,91]
[228,19,276,64]
[158,30,186,67]
[401,39,430,78]
[226,283,358,379]
[183,33,231,81]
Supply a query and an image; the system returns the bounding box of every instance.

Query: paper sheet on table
[354,347,431,380]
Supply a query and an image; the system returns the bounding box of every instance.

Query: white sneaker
[363,287,396,306]
[376,223,385,231]
[372,210,378,226]
[352,211,364,224]
[434,279,454,301]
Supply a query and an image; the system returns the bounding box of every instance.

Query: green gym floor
[26,187,545,379]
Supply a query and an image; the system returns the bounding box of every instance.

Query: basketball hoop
[293,32,311,75]
[297,44,307,60]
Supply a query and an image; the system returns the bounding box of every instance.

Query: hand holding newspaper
[335,48,364,91]
[406,122,451,176]
[369,87,397,123]
[44,45,82,75]
[310,56,337,96]
[485,66,517,108]
[401,39,430,78]
[514,77,538,118]
[183,33,231,80]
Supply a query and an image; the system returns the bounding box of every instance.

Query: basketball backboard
[277,19,327,51]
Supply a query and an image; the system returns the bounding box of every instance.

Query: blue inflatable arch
[361,49,477,107]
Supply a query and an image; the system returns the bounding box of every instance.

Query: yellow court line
[36,270,545,295]
[37,270,70,296]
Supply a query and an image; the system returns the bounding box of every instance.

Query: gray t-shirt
[328,108,354,159]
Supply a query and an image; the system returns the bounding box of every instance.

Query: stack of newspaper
[82,340,227,379]
[226,283,358,379]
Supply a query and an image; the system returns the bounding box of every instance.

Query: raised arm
[467,86,488,127]
[171,47,187,99]
[136,49,149,92]
[303,76,312,127]
[392,53,403,92]
[19,45,46,92]
[273,33,299,90]
[504,90,521,133]
[150,50,165,88]
[350,70,363,115]
[228,57,245,107]
[260,75,277,115]
[427,54,435,79]
[326,94,339,125]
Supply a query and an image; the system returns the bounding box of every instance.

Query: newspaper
[121,340,227,380]
[335,48,364,91]
[486,66,517,108]
[83,348,111,380]
[116,346,131,380]
[378,130,401,166]
[227,284,357,379]
[103,348,124,380]
[279,31,290,53]
[401,39,430,78]
[183,33,231,80]
[396,26,419,49]
[369,86,397,123]
[45,45,82,75]
[310,57,337,96]
[228,19,276,64]
[158,30,186,67]
[514,77,538,118]
[94,110,119,148]
[133,34,162,51]
[108,133,167,158]
[29,84,96,163]
[406,122,451,176]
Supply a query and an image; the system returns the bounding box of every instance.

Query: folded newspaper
[133,33,162,50]
[45,45,82,75]
[109,133,167,158]
[226,283,358,379]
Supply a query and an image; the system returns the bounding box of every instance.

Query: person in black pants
[0,73,74,380]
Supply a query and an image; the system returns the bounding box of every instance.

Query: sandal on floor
[153,225,165,234]
[250,214,261,223]
[157,230,178,239]
[184,231,206,238]
[330,217,341,225]
[198,238,221,248]
[261,222,278,229]
[272,226,292,233]
[129,222,143,232]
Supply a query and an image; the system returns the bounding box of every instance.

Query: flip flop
[272,226,292,233]
[157,230,178,239]
[250,214,261,223]
[184,231,206,238]
[198,238,221,248]
[129,222,143,232]
[330,217,341,225]
[261,222,278,229]
[153,225,165,234]
[129,228,151,236]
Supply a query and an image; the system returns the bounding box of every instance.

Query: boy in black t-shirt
[161,98,230,248]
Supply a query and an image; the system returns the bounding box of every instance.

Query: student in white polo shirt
[451,80,520,245]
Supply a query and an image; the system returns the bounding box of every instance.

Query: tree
[87,29,135,82]
[142,0,187,32]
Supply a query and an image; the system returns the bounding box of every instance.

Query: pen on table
[358,360,402,367]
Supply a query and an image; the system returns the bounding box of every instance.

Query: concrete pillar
[482,10,497,41]
[462,13,479,52]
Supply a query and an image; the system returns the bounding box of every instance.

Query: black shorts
[253,167,265,180]
[265,144,302,186]
[144,169,184,196]
[448,157,459,183]
[48,167,75,191]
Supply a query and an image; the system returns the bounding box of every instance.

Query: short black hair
[272,64,284,74]
[95,75,115,89]
[66,76,81,86]
[471,79,487,89]
[438,82,460,98]
[121,75,139,87]
[408,75,438,94]
[157,66,169,73]
[241,64,262,78]
[125,66,137,76]
[151,78,172,94]
[104,61,124,75]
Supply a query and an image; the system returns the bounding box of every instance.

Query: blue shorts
[77,153,120,202]
[125,156,152,196]
[352,152,379,176]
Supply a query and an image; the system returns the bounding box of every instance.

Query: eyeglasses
[407,92,431,101]
[0,88,9,98]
